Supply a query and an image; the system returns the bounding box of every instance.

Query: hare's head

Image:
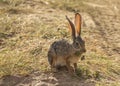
[66,13,86,53]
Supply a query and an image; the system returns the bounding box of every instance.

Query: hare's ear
[75,13,82,36]
[66,16,76,40]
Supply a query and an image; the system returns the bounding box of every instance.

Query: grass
[0,0,25,6]
[76,53,120,86]
[0,0,120,86]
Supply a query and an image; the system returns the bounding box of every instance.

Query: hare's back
[51,39,73,57]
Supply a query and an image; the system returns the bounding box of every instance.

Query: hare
[47,13,86,74]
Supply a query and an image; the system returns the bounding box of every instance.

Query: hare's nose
[83,49,86,52]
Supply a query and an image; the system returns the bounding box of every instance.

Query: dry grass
[0,0,120,86]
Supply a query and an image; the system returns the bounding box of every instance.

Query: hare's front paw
[51,67,58,73]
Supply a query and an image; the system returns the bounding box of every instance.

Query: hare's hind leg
[48,53,57,72]
[51,57,56,70]
[51,56,58,72]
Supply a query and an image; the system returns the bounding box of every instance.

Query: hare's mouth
[79,49,86,53]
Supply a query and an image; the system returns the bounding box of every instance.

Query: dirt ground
[0,71,96,86]
[0,0,120,86]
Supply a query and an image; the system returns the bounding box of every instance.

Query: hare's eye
[75,42,79,46]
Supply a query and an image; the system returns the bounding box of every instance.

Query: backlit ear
[75,13,82,36]
[66,16,76,40]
